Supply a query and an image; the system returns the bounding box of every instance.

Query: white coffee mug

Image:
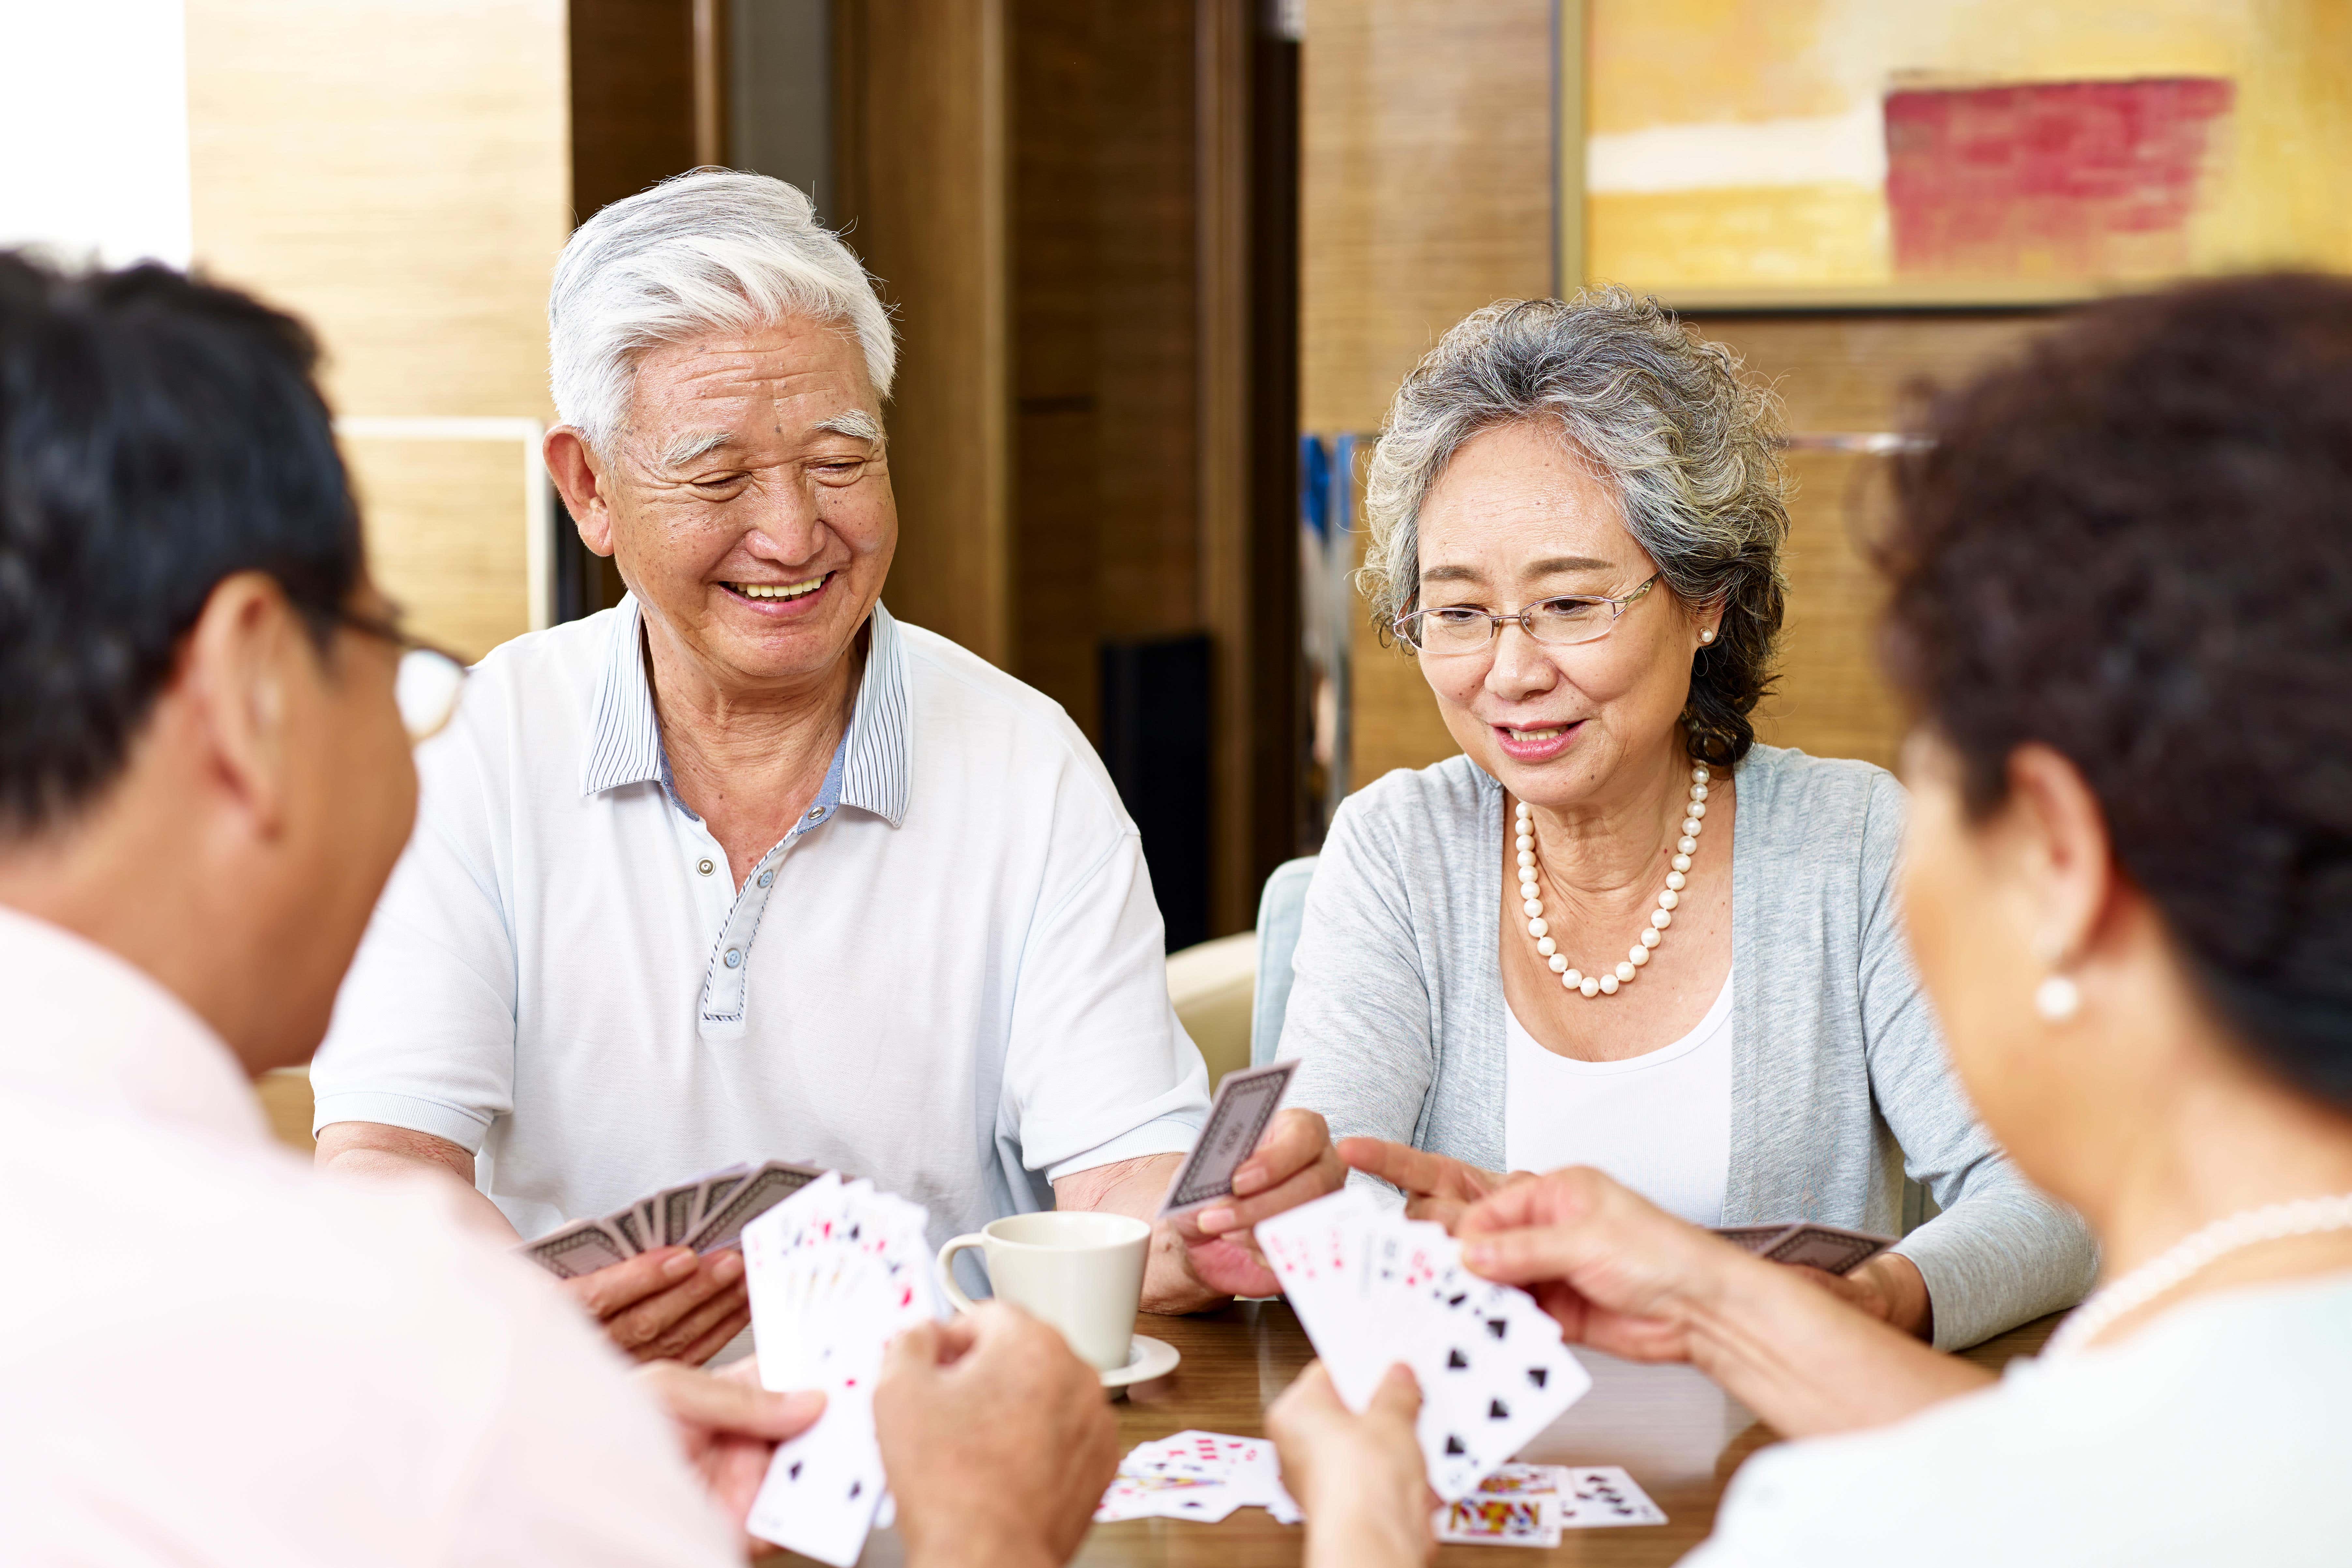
[935,1211,1150,1371]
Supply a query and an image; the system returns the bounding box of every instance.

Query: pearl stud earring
[1698,628,1716,645]
[2035,973,2081,1022]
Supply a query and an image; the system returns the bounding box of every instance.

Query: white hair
[549,169,897,452]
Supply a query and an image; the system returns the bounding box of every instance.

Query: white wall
[0,0,191,267]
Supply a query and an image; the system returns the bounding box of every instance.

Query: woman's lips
[1492,719,1583,762]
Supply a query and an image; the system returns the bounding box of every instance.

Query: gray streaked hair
[1358,290,1790,765]
[549,169,897,452]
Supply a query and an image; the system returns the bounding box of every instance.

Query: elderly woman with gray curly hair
[1197,292,2094,1349]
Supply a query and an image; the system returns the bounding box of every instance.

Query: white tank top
[1502,968,1734,1227]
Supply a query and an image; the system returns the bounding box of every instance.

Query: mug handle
[935,1234,988,1312]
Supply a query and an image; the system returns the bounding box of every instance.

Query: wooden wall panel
[346,439,534,662]
[569,0,697,223]
[834,0,1012,666]
[1300,0,1554,436]
[1686,313,2061,769]
[186,0,568,657]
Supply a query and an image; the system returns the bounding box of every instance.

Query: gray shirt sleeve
[1855,771,2099,1349]
[1277,790,1442,1155]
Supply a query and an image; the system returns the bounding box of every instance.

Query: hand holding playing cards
[561,1245,752,1365]
[1337,1138,1528,1230]
[1181,1107,1347,1296]
[1267,1362,1435,1568]
[875,1304,1119,1568]
[639,1358,825,1548]
[1456,1167,1990,1438]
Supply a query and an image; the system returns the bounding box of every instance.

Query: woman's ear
[1998,743,2115,975]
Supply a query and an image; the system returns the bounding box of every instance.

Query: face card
[1434,1495,1560,1547]
[1552,1466,1666,1528]
[1158,1059,1298,1216]
[517,1218,632,1278]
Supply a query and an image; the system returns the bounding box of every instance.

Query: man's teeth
[732,577,826,600]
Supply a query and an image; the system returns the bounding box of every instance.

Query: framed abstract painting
[1561,0,2352,308]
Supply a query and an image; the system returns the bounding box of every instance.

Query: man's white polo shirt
[313,599,1210,1246]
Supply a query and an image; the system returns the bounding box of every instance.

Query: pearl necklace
[1516,764,1711,999]
[2042,1192,2352,1359]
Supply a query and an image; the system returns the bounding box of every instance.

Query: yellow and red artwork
[1574,0,2352,305]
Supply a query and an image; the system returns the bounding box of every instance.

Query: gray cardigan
[1277,744,2095,1350]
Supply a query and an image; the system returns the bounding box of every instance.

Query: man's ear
[545,427,616,557]
[179,571,307,840]
[1999,742,2118,971]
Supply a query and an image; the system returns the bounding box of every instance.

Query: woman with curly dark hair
[1266,276,2352,1564]
[1195,291,2092,1352]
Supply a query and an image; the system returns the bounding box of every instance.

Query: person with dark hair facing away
[0,251,1115,1566]
[1216,291,2093,1352]
[1262,274,2352,1565]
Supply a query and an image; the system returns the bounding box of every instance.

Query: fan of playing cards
[1257,1187,1595,1503]
[740,1171,944,1568]
[518,1158,827,1278]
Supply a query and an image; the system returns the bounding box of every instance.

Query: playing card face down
[1708,1221,1893,1276]
[511,1158,823,1277]
[1159,1059,1297,1216]
[1093,1430,1300,1525]
[741,1173,943,1567]
[1256,1190,1593,1502]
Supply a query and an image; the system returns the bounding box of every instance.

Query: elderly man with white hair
[311,171,1288,1361]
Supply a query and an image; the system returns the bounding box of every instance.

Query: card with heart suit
[1093,1430,1301,1525]
[1159,1059,1297,1217]
[1255,1190,1593,1503]
[741,1173,944,1568]
[1709,1221,1893,1276]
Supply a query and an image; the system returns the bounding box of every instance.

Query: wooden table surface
[762,1302,2061,1568]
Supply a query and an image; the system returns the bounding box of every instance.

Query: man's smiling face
[592,314,895,690]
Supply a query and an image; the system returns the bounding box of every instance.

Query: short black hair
[0,251,362,836]
[1884,273,2352,1110]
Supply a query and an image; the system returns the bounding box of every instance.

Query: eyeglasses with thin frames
[332,606,472,744]
[1393,572,1661,656]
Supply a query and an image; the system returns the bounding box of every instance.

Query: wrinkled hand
[1267,1361,1433,1568]
[1181,1108,1347,1297]
[1455,1166,1754,1364]
[639,1357,824,1548]
[876,1303,1119,1568]
[560,1245,751,1365]
[1337,1138,1528,1231]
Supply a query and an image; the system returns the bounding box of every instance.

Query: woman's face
[1413,421,1715,811]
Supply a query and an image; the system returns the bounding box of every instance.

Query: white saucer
[1100,1333,1180,1389]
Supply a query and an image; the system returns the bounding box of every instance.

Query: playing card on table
[1094,1431,1300,1526]
[1158,1059,1298,1217]
[1256,1190,1592,1503]
[742,1173,943,1568]
[1434,1494,1560,1548]
[1551,1466,1666,1528]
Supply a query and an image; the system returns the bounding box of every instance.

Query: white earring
[1699,628,1716,645]
[2034,973,2081,1022]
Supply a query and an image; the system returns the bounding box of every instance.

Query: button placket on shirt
[696,805,833,1036]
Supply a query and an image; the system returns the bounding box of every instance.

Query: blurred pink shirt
[0,905,742,1567]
